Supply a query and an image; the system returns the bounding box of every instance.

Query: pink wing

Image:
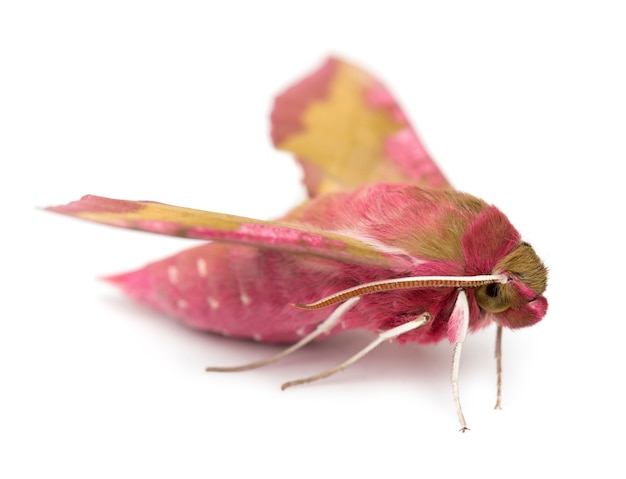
[47,195,405,269]
[271,57,449,197]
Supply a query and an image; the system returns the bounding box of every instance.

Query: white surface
[2,1,624,477]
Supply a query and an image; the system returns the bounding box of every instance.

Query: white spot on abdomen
[240,293,251,305]
[207,296,220,310]
[196,258,208,278]
[168,266,179,285]
[176,299,188,309]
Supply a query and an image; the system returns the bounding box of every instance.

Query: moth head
[474,242,548,328]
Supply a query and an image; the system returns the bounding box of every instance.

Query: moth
[48,57,548,431]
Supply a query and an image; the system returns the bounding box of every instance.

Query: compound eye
[475,283,511,313]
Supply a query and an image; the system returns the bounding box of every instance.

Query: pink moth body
[47,57,548,350]
[107,182,544,344]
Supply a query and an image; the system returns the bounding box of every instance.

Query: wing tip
[270,57,339,146]
[45,195,143,216]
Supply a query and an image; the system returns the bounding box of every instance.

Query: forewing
[271,57,450,196]
[47,195,403,269]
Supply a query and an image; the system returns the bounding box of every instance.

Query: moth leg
[494,324,503,409]
[205,297,360,373]
[450,290,470,432]
[281,312,432,390]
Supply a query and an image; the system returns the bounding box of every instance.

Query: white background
[2,1,625,477]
